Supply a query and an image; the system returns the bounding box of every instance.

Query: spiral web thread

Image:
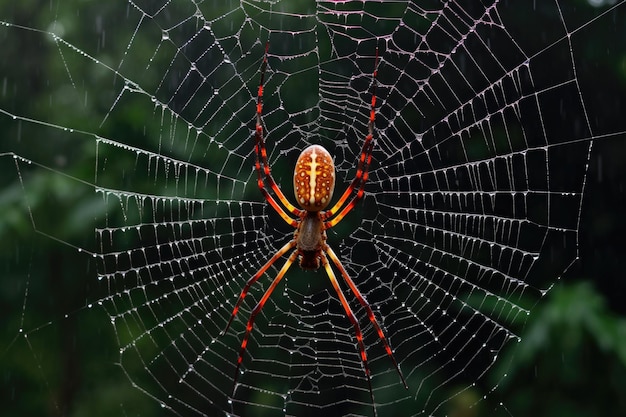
[1,0,623,416]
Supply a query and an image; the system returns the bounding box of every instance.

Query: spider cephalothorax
[294,211,326,270]
[222,43,407,409]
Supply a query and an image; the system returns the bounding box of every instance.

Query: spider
[222,43,408,406]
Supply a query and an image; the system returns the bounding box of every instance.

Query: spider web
[1,0,624,416]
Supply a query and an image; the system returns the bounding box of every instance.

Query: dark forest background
[1,1,625,416]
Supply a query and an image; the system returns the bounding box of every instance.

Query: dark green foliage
[1,1,625,416]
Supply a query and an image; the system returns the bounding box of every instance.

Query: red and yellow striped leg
[255,125,301,218]
[325,245,408,389]
[320,252,376,411]
[323,49,379,228]
[323,130,374,219]
[323,135,374,229]
[231,249,299,391]
[254,139,300,227]
[222,240,297,335]
[253,42,302,225]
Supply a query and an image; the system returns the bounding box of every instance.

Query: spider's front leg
[253,42,302,226]
[323,48,380,228]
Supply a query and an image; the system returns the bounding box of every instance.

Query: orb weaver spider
[222,43,408,406]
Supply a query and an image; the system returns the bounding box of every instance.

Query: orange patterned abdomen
[293,144,335,211]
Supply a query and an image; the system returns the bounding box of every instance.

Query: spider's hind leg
[222,240,296,335]
[324,244,408,389]
[319,252,377,413]
[230,249,299,392]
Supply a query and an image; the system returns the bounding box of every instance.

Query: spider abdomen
[293,144,335,211]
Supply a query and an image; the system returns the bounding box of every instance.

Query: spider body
[294,144,335,211]
[293,144,334,269]
[222,43,407,412]
[295,211,326,270]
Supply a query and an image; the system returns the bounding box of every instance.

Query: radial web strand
[1,1,624,416]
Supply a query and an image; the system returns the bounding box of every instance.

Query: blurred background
[1,1,625,416]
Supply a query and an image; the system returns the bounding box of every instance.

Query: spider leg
[222,240,297,335]
[322,131,374,228]
[231,248,299,392]
[254,42,302,226]
[323,48,379,228]
[325,245,408,389]
[254,140,299,227]
[320,252,376,413]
